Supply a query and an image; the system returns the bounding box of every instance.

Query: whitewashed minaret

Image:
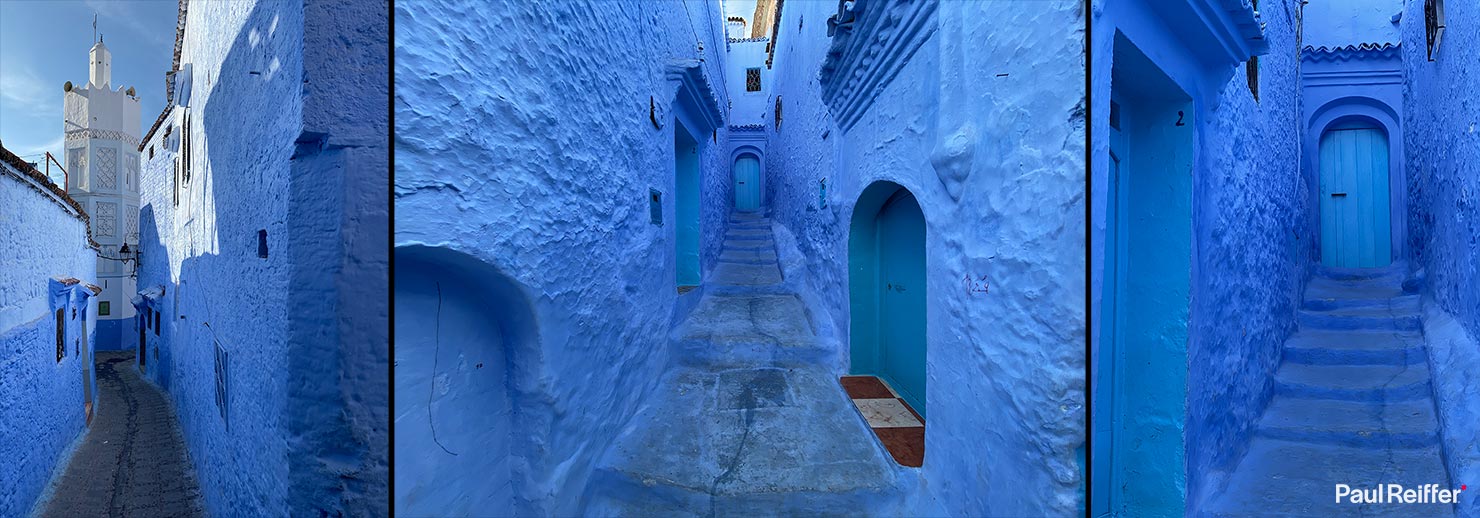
[64,33,142,350]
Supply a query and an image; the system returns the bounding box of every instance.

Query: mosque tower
[63,31,142,350]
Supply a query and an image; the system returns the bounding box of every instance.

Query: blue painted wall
[133,0,388,515]
[395,0,733,514]
[0,154,98,516]
[764,1,1085,515]
[1402,2,1480,513]
[1091,0,1310,514]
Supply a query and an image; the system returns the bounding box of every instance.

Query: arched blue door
[1319,127,1391,268]
[733,155,760,212]
[849,183,927,420]
[876,191,926,417]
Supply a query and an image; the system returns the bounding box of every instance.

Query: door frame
[1306,108,1402,267]
[848,180,928,419]
[729,146,765,212]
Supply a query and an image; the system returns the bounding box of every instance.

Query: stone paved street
[39,351,204,517]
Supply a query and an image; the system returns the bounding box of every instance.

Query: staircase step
[1297,308,1421,332]
[1304,275,1406,302]
[719,247,778,264]
[726,227,772,240]
[1282,330,1426,366]
[729,212,769,223]
[677,295,813,348]
[1302,293,1419,312]
[1202,438,1452,518]
[710,262,783,287]
[1274,363,1431,401]
[722,239,775,252]
[1255,397,1440,448]
[587,367,900,516]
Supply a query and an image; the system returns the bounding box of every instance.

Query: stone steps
[586,367,902,517]
[1255,397,1440,448]
[1203,439,1452,517]
[1274,362,1432,401]
[1281,330,1426,366]
[1206,267,1452,516]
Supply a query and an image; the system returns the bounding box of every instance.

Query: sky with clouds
[1,0,176,184]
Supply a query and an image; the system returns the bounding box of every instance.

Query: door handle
[1330,192,1347,197]
[738,182,745,184]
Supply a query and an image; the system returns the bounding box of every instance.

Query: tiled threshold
[840,375,924,467]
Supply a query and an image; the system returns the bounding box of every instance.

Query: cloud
[0,64,59,116]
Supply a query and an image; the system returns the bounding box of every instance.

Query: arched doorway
[848,181,927,419]
[1318,123,1391,268]
[393,245,537,517]
[732,153,761,212]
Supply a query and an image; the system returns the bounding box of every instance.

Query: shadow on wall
[134,205,174,392]
[393,244,542,517]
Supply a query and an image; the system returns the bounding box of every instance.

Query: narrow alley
[393,0,1086,516]
[39,351,205,518]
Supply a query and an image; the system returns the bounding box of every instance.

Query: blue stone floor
[585,212,909,517]
[1203,267,1454,517]
[37,351,205,517]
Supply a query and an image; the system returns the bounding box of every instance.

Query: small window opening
[154,311,160,336]
[99,301,111,316]
[1246,56,1259,101]
[774,96,783,130]
[214,341,229,427]
[649,189,663,226]
[746,68,761,92]
[1426,0,1446,61]
[55,309,65,362]
[258,229,269,259]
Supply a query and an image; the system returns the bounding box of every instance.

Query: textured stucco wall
[725,39,770,126]
[132,0,388,515]
[137,1,300,515]
[0,168,96,516]
[1402,4,1480,510]
[395,0,732,514]
[1303,0,1403,48]
[1090,0,1310,513]
[1401,0,1480,359]
[764,1,1085,515]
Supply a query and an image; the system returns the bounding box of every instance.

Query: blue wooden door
[733,155,760,212]
[1319,128,1390,268]
[877,190,926,418]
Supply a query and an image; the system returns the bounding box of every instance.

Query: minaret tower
[63,29,142,350]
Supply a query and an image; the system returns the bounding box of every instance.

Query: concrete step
[729,212,769,223]
[721,239,776,252]
[1302,293,1419,312]
[728,218,770,229]
[1313,265,1407,282]
[1255,397,1440,448]
[676,294,815,349]
[718,248,779,265]
[1201,438,1452,518]
[725,227,773,240]
[1274,362,1432,402]
[587,367,902,517]
[710,262,783,287]
[1281,330,1426,366]
[1296,307,1421,332]
[1303,275,1407,302]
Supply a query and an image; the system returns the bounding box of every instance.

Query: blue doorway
[849,182,927,420]
[732,154,761,212]
[675,123,701,287]
[1318,126,1391,268]
[1093,33,1194,518]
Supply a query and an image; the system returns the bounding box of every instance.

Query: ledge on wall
[818,0,937,133]
[1301,42,1401,63]
[665,59,725,136]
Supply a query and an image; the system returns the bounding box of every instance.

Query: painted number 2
[963,274,989,295]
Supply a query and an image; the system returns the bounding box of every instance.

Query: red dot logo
[1462,485,1467,491]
